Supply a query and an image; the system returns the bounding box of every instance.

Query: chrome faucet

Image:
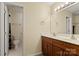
[53,32,56,36]
[71,35,76,40]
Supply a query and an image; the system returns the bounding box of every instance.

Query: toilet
[13,39,20,49]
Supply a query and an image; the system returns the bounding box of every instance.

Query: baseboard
[28,52,42,56]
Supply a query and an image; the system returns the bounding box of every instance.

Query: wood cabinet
[42,36,53,56]
[42,36,79,56]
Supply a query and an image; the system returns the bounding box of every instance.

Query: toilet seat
[13,39,20,49]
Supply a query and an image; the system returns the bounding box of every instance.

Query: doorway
[4,4,23,56]
[66,16,72,34]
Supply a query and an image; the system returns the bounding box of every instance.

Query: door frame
[0,2,24,56]
[0,2,5,56]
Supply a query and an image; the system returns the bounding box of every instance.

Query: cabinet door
[47,43,53,56]
[64,42,77,56]
[44,42,48,55]
[42,36,53,56]
[64,48,77,56]
[52,45,63,56]
[42,38,47,55]
[63,50,70,56]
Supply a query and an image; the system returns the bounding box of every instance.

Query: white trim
[1,2,5,56]
[4,5,9,56]
[27,52,42,56]
[4,2,24,7]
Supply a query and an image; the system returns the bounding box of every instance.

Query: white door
[66,16,72,34]
[4,5,9,56]
[0,3,1,56]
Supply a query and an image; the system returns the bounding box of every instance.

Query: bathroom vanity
[42,35,79,56]
[41,2,79,56]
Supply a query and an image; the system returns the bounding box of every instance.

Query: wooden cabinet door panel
[42,38,48,55]
[47,43,53,56]
[43,37,52,44]
[63,50,70,56]
[42,43,48,55]
[52,45,63,56]
[64,42,78,56]
[42,36,53,56]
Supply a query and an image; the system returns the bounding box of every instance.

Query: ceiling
[42,2,55,6]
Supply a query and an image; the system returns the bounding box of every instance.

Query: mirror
[63,3,79,34]
[51,2,79,35]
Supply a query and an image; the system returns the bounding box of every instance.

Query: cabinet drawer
[52,39,65,48]
[42,36,52,44]
[52,39,64,44]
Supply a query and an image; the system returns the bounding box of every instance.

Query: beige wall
[51,3,72,34]
[73,15,79,24]
[23,3,51,55]
[73,15,79,34]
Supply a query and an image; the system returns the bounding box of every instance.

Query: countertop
[41,33,79,45]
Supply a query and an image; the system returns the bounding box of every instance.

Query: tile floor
[8,45,23,56]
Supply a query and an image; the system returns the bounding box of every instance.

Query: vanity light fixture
[54,8,57,11]
[57,6,60,10]
[61,5,64,8]
[65,2,69,4]
[54,2,76,12]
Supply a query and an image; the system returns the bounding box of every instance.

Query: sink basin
[57,36,70,39]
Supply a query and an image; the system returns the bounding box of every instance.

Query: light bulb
[54,8,57,11]
[65,2,69,4]
[61,5,64,8]
[57,6,60,10]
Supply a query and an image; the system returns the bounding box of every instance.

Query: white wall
[23,3,51,55]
